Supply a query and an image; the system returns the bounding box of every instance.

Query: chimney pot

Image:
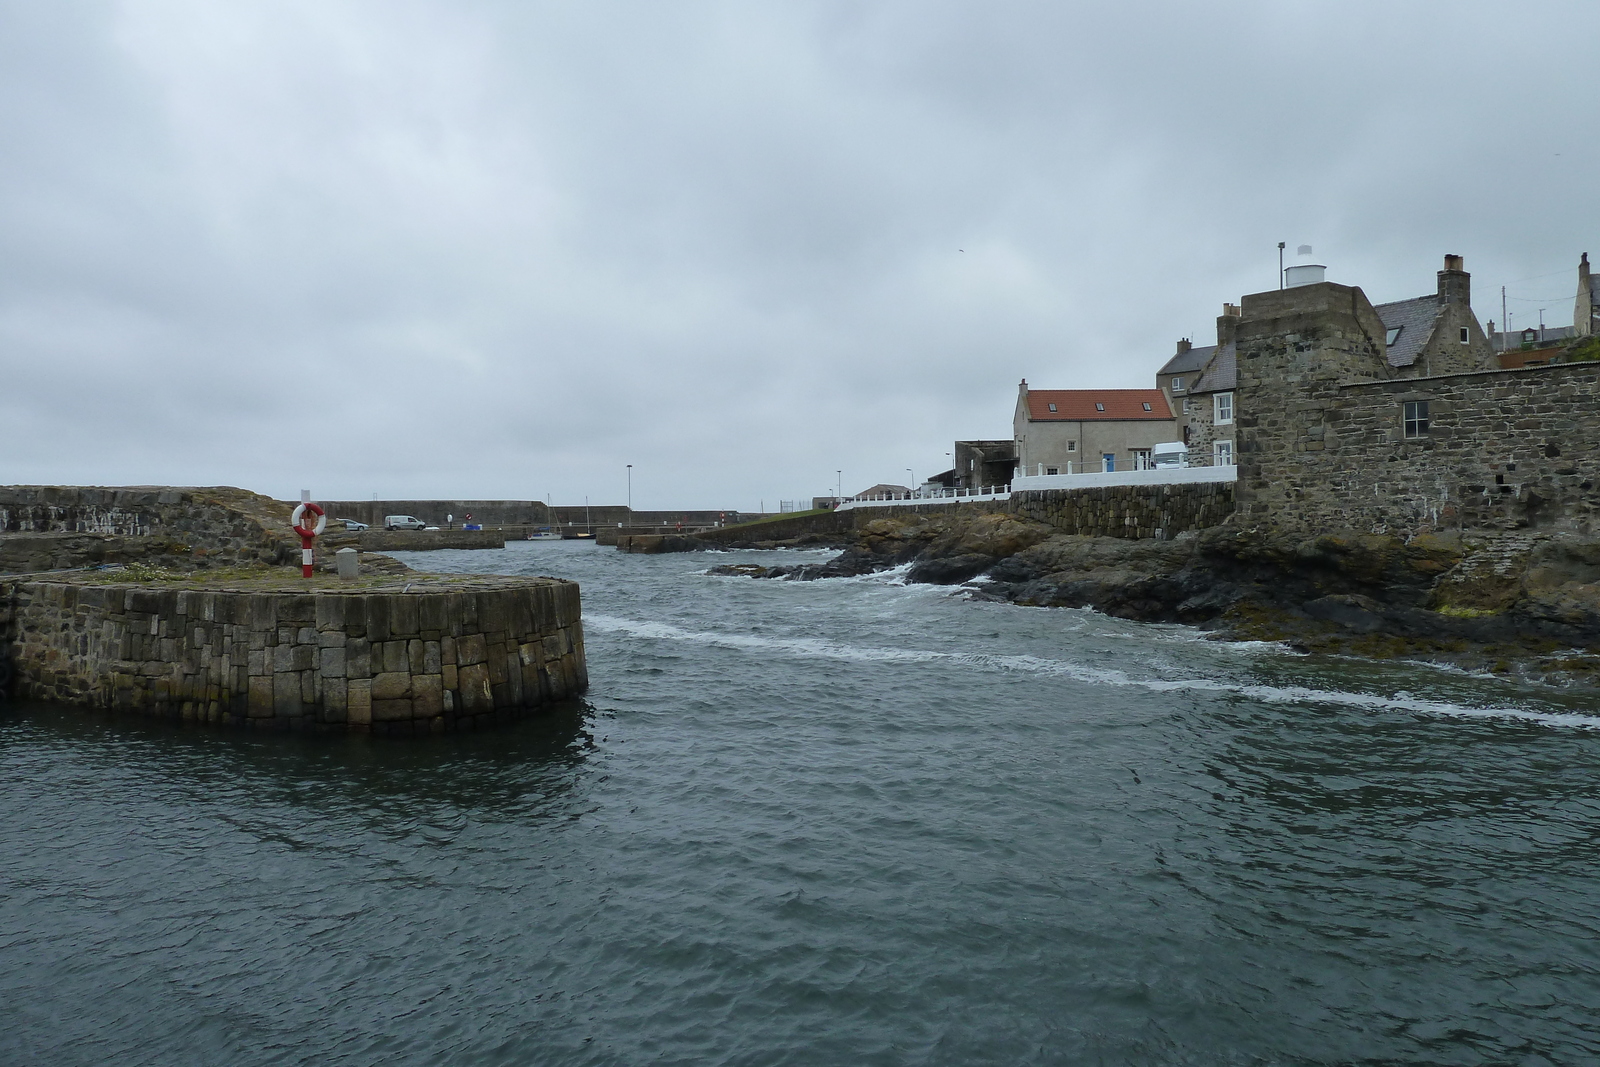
[1222,303,1240,317]
[1443,254,1464,272]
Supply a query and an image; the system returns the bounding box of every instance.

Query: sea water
[3,540,1599,1065]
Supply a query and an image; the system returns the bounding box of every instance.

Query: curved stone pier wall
[0,578,586,736]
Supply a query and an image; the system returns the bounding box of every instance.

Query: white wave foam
[583,613,1600,731]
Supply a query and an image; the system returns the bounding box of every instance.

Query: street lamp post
[906,468,914,500]
[836,470,842,506]
[626,465,633,524]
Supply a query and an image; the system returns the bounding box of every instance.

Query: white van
[1151,441,1189,469]
[384,515,427,531]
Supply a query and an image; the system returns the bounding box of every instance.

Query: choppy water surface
[5,542,1600,1065]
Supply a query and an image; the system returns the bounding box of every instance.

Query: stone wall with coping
[695,485,1236,543]
[0,578,586,736]
[1009,483,1234,538]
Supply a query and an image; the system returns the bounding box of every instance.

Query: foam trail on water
[584,614,1600,731]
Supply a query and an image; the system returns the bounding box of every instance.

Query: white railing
[834,485,1012,511]
[1010,465,1236,491]
[834,466,1237,511]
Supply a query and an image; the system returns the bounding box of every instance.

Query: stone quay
[0,574,587,736]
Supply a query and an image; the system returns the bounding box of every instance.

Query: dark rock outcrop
[720,510,1600,684]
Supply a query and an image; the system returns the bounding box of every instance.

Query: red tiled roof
[1023,389,1173,421]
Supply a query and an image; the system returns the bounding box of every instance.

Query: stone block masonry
[696,486,1236,545]
[1242,362,1600,536]
[0,576,587,736]
[1009,482,1235,538]
[1230,280,1600,538]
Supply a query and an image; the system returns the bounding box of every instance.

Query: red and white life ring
[291,501,326,538]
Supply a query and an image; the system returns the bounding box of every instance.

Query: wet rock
[907,553,996,585]
[707,563,769,578]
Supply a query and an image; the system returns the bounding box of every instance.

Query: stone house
[1012,382,1176,475]
[1369,255,1497,378]
[953,440,1018,489]
[1166,255,1497,467]
[1155,339,1215,408]
[1229,272,1600,537]
[1577,252,1600,337]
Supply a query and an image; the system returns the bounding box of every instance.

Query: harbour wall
[325,529,508,552]
[697,484,1235,544]
[0,578,586,736]
[1008,483,1235,538]
[319,500,553,528]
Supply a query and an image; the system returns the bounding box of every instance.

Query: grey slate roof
[1157,344,1215,377]
[1189,342,1235,394]
[1374,295,1442,368]
[1490,325,1576,349]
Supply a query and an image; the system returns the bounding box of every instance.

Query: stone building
[1575,252,1600,337]
[1230,272,1600,537]
[1155,339,1214,408]
[1369,255,1497,378]
[953,440,1018,489]
[1165,256,1497,468]
[1012,382,1176,475]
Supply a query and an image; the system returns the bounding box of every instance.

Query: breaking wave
[584,613,1600,731]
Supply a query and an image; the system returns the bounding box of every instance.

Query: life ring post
[290,490,327,579]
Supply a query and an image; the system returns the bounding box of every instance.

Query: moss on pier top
[28,563,567,595]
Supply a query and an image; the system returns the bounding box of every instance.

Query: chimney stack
[1216,303,1242,348]
[1438,254,1470,306]
[1175,339,1192,355]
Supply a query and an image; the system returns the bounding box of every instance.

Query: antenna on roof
[1278,242,1285,289]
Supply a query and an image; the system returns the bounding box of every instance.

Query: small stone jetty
[0,571,586,735]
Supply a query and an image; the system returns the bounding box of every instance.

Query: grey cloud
[3,0,1597,507]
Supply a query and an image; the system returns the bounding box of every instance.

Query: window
[1094,403,1105,412]
[1047,403,1057,412]
[1045,467,1059,475]
[1386,326,1402,346]
[1459,327,1470,344]
[1214,440,1234,466]
[1066,440,1076,452]
[1214,392,1234,425]
[1142,402,1152,411]
[1171,377,1186,393]
[1403,400,1430,438]
[1131,449,1153,470]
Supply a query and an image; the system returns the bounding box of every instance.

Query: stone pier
[0,574,586,736]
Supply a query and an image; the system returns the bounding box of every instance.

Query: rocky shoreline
[709,511,1600,688]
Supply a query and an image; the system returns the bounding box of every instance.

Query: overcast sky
[3,1,1597,509]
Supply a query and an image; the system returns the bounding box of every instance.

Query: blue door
[1102,453,1115,473]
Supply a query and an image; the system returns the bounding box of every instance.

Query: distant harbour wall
[0,577,587,736]
[325,529,507,552]
[697,483,1236,544]
[319,500,553,528]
